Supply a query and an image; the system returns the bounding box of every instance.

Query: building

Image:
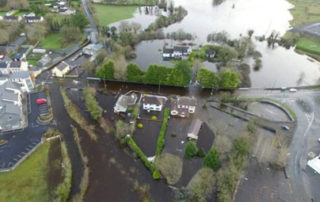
[52,61,70,77]
[38,54,51,67]
[0,61,9,75]
[24,16,44,23]
[142,95,167,112]
[3,16,21,22]
[0,80,24,131]
[170,96,196,118]
[187,119,203,140]
[8,71,35,92]
[0,46,7,60]
[83,44,104,56]
[163,48,174,59]
[114,93,138,113]
[307,155,320,174]
[8,61,29,72]
[162,46,192,60]
[205,49,216,59]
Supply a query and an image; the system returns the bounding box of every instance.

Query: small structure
[52,61,70,77]
[82,44,103,56]
[170,96,196,118]
[142,95,167,112]
[205,49,216,59]
[38,55,52,67]
[187,119,203,140]
[114,93,138,113]
[307,155,320,174]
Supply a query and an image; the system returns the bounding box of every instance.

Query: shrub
[151,116,157,121]
[197,148,206,158]
[96,61,115,80]
[155,153,183,185]
[184,141,198,160]
[137,123,143,129]
[155,108,169,155]
[203,147,220,171]
[83,88,102,120]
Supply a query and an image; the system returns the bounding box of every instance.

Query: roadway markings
[303,112,314,137]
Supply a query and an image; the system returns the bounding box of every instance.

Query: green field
[296,37,320,55]
[40,33,73,50]
[0,11,7,16]
[287,0,320,27]
[93,4,137,26]
[0,142,50,201]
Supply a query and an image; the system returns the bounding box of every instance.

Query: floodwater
[116,0,320,87]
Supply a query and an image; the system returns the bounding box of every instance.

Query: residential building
[162,46,192,59]
[4,16,22,22]
[8,61,29,72]
[52,61,70,77]
[142,95,167,112]
[205,49,216,59]
[83,44,104,56]
[0,61,9,75]
[163,48,174,59]
[187,119,202,140]
[24,16,44,23]
[114,93,138,113]
[170,96,196,118]
[38,54,52,67]
[8,71,35,92]
[307,155,320,174]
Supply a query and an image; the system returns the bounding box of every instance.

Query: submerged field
[93,4,137,26]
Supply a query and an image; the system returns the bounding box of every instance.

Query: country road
[81,0,98,43]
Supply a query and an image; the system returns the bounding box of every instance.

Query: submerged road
[236,89,320,202]
[81,0,98,43]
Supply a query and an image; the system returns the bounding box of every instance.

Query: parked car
[281,125,290,130]
[289,88,297,93]
[280,87,287,91]
[36,98,47,104]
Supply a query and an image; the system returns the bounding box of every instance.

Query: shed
[187,119,202,140]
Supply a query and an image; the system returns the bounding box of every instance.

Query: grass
[40,33,73,50]
[0,142,50,202]
[295,37,320,55]
[93,4,137,26]
[0,11,7,16]
[28,59,38,66]
[287,0,320,27]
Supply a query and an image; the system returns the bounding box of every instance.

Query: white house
[24,16,44,23]
[8,61,29,72]
[8,71,35,92]
[307,155,320,174]
[114,93,138,113]
[142,95,167,112]
[52,61,70,77]
[170,96,196,118]
[162,46,192,59]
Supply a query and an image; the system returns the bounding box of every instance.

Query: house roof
[0,62,7,69]
[174,46,189,53]
[9,61,21,68]
[9,71,31,79]
[4,16,18,20]
[178,96,196,106]
[142,96,164,106]
[56,61,69,71]
[14,53,24,60]
[205,49,215,55]
[25,16,41,20]
[163,48,174,54]
[187,119,202,139]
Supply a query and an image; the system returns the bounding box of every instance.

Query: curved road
[237,89,320,202]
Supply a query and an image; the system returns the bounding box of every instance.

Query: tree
[144,65,171,85]
[215,45,238,64]
[127,63,145,82]
[0,29,9,44]
[247,29,254,39]
[6,0,29,9]
[197,68,219,88]
[72,13,89,31]
[111,26,117,35]
[0,0,7,7]
[26,23,47,43]
[203,147,220,171]
[219,69,240,88]
[83,88,102,120]
[94,49,107,66]
[184,141,198,159]
[96,61,115,80]
[60,26,81,45]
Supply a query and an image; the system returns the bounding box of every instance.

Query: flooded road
[114,0,320,87]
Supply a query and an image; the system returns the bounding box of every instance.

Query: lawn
[0,142,51,202]
[93,4,137,26]
[0,11,7,16]
[40,33,73,50]
[287,0,320,27]
[295,37,320,55]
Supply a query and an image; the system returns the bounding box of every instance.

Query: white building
[52,61,70,77]
[8,71,35,92]
[141,95,167,112]
[170,96,196,118]
[8,61,29,72]
[187,119,203,140]
[308,155,320,174]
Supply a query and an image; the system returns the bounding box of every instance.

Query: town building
[187,119,203,140]
[170,96,196,118]
[308,155,320,174]
[52,61,70,77]
[0,61,9,75]
[83,44,104,56]
[142,95,167,112]
[8,61,29,72]
[8,71,35,92]
[114,93,138,113]
[162,46,192,60]
[3,16,22,22]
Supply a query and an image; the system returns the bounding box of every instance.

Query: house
[0,61,9,75]
[163,48,174,59]
[0,46,7,60]
[308,155,320,175]
[24,16,44,23]
[114,93,138,113]
[8,61,29,72]
[205,49,216,59]
[170,96,196,118]
[0,80,24,131]
[4,16,21,22]
[83,44,104,56]
[187,119,203,140]
[32,48,46,54]
[52,61,70,77]
[13,53,26,61]
[142,95,167,112]
[162,46,192,60]
[8,71,35,92]
[38,54,52,67]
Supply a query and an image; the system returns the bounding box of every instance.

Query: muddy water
[117,0,320,87]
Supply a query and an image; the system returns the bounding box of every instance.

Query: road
[81,0,98,43]
[236,89,320,201]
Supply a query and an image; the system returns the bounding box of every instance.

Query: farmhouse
[25,16,44,23]
[52,61,70,77]
[142,95,167,112]
[162,46,192,60]
[170,96,196,118]
[187,119,203,140]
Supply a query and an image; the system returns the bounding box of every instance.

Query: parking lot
[0,91,49,171]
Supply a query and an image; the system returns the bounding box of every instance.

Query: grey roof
[177,96,196,106]
[174,46,189,53]
[4,16,18,20]
[142,96,164,106]
[163,48,174,54]
[0,62,8,68]
[56,61,69,71]
[14,53,24,60]
[9,71,31,79]
[9,61,21,68]
[2,90,19,102]
[25,16,41,21]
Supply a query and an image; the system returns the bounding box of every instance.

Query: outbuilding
[187,119,202,140]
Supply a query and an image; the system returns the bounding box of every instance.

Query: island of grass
[40,33,73,50]
[0,139,71,201]
[296,37,320,55]
[93,4,137,26]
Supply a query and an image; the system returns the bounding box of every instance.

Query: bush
[155,108,170,155]
[151,116,157,121]
[96,61,115,80]
[197,68,219,88]
[203,147,220,171]
[137,123,143,129]
[197,148,206,158]
[220,69,240,89]
[155,153,183,184]
[184,141,198,160]
[83,88,102,120]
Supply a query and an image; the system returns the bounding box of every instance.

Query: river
[109,0,320,88]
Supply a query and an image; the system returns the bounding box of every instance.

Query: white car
[289,88,297,93]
